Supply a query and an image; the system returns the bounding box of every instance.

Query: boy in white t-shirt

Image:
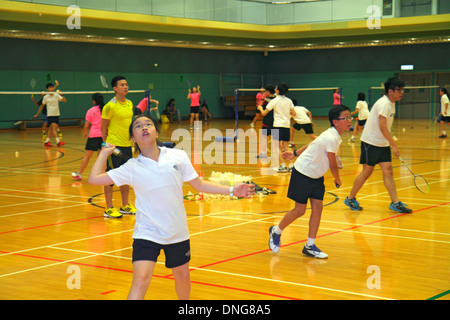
[88,114,255,300]
[268,105,352,259]
[344,77,412,214]
[348,92,369,142]
[289,100,317,147]
[258,82,296,172]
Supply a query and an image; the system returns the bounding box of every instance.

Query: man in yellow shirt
[101,75,137,218]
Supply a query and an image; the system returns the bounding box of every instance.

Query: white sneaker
[348,136,355,142]
[71,172,82,181]
[274,165,288,173]
[250,123,255,128]
[302,244,328,259]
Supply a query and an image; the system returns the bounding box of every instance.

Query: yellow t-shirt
[101,97,133,147]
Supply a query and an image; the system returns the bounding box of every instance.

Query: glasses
[337,117,353,121]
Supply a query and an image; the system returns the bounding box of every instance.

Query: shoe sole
[104,213,123,218]
[302,247,328,259]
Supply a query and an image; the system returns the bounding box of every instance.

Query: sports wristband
[229,186,234,197]
[293,149,297,157]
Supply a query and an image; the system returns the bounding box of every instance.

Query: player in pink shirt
[136,93,159,115]
[72,93,105,180]
[251,87,265,128]
[333,89,342,105]
[187,85,201,129]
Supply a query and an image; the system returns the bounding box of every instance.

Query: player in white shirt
[268,105,352,259]
[344,77,412,214]
[438,88,449,138]
[259,82,296,172]
[348,92,369,142]
[88,114,255,300]
[289,100,317,147]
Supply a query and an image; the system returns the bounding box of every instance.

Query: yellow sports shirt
[101,97,133,147]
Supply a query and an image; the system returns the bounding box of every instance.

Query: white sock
[56,137,60,143]
[45,137,50,143]
[443,131,447,135]
[306,238,315,247]
[273,226,283,235]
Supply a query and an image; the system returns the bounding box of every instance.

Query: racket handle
[101,142,123,157]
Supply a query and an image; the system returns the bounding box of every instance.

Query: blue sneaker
[268,226,281,253]
[302,244,328,259]
[344,197,363,211]
[389,201,412,213]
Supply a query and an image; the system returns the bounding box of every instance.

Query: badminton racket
[399,157,430,194]
[100,75,108,90]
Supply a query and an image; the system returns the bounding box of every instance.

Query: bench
[15,118,84,130]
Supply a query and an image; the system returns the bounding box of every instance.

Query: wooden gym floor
[0,118,448,300]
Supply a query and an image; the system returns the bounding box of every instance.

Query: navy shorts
[132,238,191,268]
[360,141,391,166]
[287,168,325,204]
[106,146,132,171]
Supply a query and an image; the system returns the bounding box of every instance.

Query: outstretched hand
[234,183,255,198]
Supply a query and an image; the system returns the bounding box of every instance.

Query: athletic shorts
[190,106,199,114]
[360,141,391,166]
[42,113,48,123]
[85,137,103,151]
[293,123,314,134]
[441,116,450,123]
[287,168,325,204]
[132,238,191,268]
[357,119,367,126]
[106,146,132,171]
[272,127,290,142]
[47,116,59,125]
[261,124,272,136]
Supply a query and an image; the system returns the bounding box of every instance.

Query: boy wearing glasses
[268,105,352,259]
[344,77,412,213]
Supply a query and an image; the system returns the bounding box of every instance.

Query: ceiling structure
[0,0,449,52]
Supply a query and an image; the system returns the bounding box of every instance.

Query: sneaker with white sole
[104,207,123,218]
[268,226,281,253]
[344,197,363,211]
[274,165,288,173]
[302,244,328,259]
[120,203,137,215]
[71,172,82,181]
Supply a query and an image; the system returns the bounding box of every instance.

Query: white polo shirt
[355,101,369,120]
[107,147,199,244]
[265,95,294,128]
[294,127,342,179]
[361,95,395,147]
[441,94,449,117]
[42,93,63,117]
[292,106,311,124]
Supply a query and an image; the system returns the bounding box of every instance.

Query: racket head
[414,175,430,194]
[100,75,108,89]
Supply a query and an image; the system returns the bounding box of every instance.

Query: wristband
[293,149,297,157]
[229,186,234,197]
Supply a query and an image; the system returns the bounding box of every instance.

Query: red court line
[0,249,299,300]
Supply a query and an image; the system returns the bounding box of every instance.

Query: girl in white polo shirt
[88,114,254,300]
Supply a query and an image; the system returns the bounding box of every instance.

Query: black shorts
[85,137,103,151]
[357,119,367,126]
[360,141,391,166]
[47,116,59,125]
[272,127,290,142]
[132,238,191,268]
[261,124,272,136]
[106,146,132,171]
[441,116,450,123]
[190,106,199,114]
[293,123,314,134]
[287,168,325,204]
